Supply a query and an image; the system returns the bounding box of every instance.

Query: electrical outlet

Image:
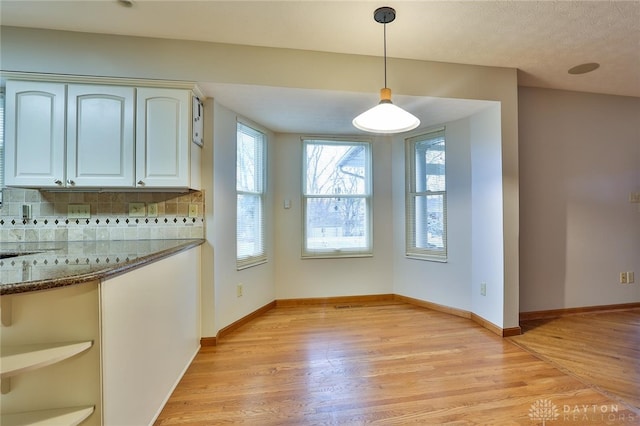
[620,272,628,284]
[627,272,635,283]
[147,203,158,217]
[22,204,32,220]
[480,282,487,296]
[237,284,243,297]
[68,204,91,219]
[129,202,146,217]
[188,204,198,218]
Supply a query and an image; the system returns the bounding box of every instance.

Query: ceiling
[1,0,638,134]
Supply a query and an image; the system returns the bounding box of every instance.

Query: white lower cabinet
[0,246,201,425]
[101,247,200,425]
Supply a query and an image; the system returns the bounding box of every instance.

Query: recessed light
[117,0,134,8]
[568,63,600,75]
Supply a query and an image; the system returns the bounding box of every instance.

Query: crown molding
[0,71,205,99]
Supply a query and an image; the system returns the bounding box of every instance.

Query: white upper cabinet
[67,85,135,188]
[135,88,191,188]
[4,81,66,188]
[4,78,201,190]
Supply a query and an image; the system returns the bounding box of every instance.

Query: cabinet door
[136,88,190,188]
[4,81,66,188]
[67,85,135,188]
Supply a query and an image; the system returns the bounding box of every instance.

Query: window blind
[405,128,447,261]
[0,92,4,205]
[236,122,267,269]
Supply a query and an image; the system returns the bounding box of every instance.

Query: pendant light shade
[352,7,420,134]
[353,88,420,134]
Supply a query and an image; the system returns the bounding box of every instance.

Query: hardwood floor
[155,303,638,425]
[509,308,640,413]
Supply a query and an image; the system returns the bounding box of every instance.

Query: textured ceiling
[1,0,638,133]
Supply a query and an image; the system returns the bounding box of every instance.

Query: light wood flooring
[155,303,638,425]
[509,308,640,413]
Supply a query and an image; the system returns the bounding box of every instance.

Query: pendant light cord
[383,22,387,88]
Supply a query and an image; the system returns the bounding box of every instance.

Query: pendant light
[353,6,420,134]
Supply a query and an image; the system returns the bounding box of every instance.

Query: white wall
[470,105,505,326]
[200,98,216,337]
[519,87,640,311]
[391,106,504,328]
[273,133,395,299]
[392,119,473,312]
[209,102,276,332]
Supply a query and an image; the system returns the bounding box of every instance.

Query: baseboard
[393,294,471,319]
[200,300,639,343]
[394,294,521,337]
[276,294,396,307]
[208,294,524,344]
[501,326,523,337]
[470,313,522,337]
[216,300,277,341]
[520,302,640,321]
[200,336,217,346]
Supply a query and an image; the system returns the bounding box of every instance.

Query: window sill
[405,254,448,263]
[301,252,373,260]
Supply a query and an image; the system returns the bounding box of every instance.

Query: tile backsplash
[0,188,204,242]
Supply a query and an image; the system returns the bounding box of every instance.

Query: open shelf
[1,341,93,379]
[1,406,95,426]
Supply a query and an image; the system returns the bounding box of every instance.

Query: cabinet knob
[67,179,75,186]
[137,180,145,186]
[54,179,63,186]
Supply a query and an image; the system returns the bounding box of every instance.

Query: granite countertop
[0,239,205,295]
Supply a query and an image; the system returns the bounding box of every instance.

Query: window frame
[236,121,267,270]
[301,138,373,259]
[0,90,4,206]
[405,128,448,262]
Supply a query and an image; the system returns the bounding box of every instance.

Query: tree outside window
[302,139,372,258]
